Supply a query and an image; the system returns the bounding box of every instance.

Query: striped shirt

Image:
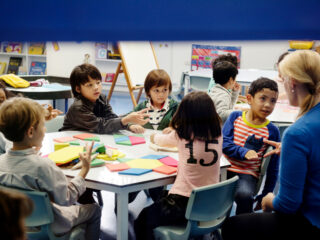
[223,111,280,187]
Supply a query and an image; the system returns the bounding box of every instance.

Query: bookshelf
[0,42,46,75]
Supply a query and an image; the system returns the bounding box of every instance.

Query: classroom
[0,1,319,240]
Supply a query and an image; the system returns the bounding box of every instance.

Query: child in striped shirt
[222,77,280,215]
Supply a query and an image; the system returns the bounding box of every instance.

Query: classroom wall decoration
[191,44,241,70]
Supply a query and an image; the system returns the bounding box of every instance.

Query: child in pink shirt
[134,91,223,240]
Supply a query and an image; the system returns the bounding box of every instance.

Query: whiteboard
[119,41,159,86]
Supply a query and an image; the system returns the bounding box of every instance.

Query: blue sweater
[273,103,320,228]
[223,111,280,196]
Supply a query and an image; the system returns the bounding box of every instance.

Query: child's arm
[260,125,281,197]
[152,130,178,148]
[222,112,250,159]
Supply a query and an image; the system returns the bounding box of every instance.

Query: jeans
[227,171,258,215]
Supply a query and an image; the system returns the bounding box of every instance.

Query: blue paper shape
[141,154,168,160]
[118,168,152,176]
[114,136,130,143]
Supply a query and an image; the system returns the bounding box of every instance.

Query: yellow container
[289,40,314,49]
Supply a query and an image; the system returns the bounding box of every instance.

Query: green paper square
[117,140,132,146]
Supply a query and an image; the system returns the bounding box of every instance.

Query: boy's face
[247,88,278,119]
[149,84,169,107]
[76,76,102,103]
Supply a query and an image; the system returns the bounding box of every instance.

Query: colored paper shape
[93,143,105,153]
[90,158,106,167]
[119,168,152,176]
[116,140,132,146]
[73,133,96,140]
[69,141,80,145]
[48,146,84,165]
[153,165,177,175]
[106,163,130,172]
[54,142,70,151]
[117,158,134,163]
[141,154,168,160]
[159,156,178,167]
[114,136,130,143]
[129,136,146,145]
[54,136,76,143]
[84,136,100,142]
[126,159,163,169]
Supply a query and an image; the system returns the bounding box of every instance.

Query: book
[7,57,22,74]
[29,61,46,75]
[28,42,45,55]
[95,42,108,59]
[1,42,22,53]
[0,62,6,74]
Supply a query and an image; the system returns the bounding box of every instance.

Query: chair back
[153,176,239,239]
[255,146,273,195]
[186,176,238,222]
[45,115,65,133]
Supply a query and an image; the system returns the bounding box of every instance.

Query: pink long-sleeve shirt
[154,131,222,197]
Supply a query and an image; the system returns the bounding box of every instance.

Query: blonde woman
[222,50,320,240]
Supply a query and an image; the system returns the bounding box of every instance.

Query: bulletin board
[191,44,241,70]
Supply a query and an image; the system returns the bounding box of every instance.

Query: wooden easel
[107,41,159,107]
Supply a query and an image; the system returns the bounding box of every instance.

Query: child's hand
[245,150,259,160]
[43,104,63,121]
[129,124,145,133]
[262,193,275,212]
[233,82,241,92]
[150,133,156,144]
[122,108,150,126]
[78,141,94,178]
[263,139,282,157]
[162,127,173,134]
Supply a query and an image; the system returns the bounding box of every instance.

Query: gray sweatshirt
[209,84,239,124]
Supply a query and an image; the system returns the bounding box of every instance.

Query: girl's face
[149,84,170,108]
[0,89,6,105]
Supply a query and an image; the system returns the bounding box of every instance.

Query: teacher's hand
[263,139,282,157]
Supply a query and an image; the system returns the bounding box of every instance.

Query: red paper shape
[159,156,178,167]
[54,136,76,143]
[106,163,130,172]
[153,165,177,175]
[129,136,146,145]
[73,133,96,140]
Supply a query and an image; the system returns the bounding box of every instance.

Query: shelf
[28,54,46,58]
[0,52,26,57]
[95,58,121,63]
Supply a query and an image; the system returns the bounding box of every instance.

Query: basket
[289,40,314,49]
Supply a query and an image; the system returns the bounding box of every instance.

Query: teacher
[222,50,320,240]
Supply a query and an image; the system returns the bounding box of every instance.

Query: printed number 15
[186,140,219,166]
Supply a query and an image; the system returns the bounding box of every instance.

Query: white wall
[46,40,289,89]
[47,42,95,77]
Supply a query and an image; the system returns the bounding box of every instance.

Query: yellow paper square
[126,159,163,169]
[48,146,84,165]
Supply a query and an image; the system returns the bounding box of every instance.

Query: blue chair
[153,176,239,240]
[0,186,85,240]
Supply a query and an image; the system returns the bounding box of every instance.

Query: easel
[107,42,159,107]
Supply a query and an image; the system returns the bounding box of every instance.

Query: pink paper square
[129,136,146,145]
[54,136,76,143]
[159,156,178,167]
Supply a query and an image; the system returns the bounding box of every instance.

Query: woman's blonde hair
[279,50,320,117]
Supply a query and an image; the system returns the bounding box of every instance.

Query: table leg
[65,98,68,113]
[52,99,56,109]
[117,192,129,240]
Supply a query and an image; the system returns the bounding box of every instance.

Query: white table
[41,130,230,240]
[183,68,278,96]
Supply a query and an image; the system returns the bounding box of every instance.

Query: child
[0,187,33,240]
[207,53,239,93]
[134,91,222,240]
[60,63,149,133]
[222,77,280,215]
[209,61,240,124]
[132,69,179,132]
[0,82,15,104]
[0,97,101,239]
